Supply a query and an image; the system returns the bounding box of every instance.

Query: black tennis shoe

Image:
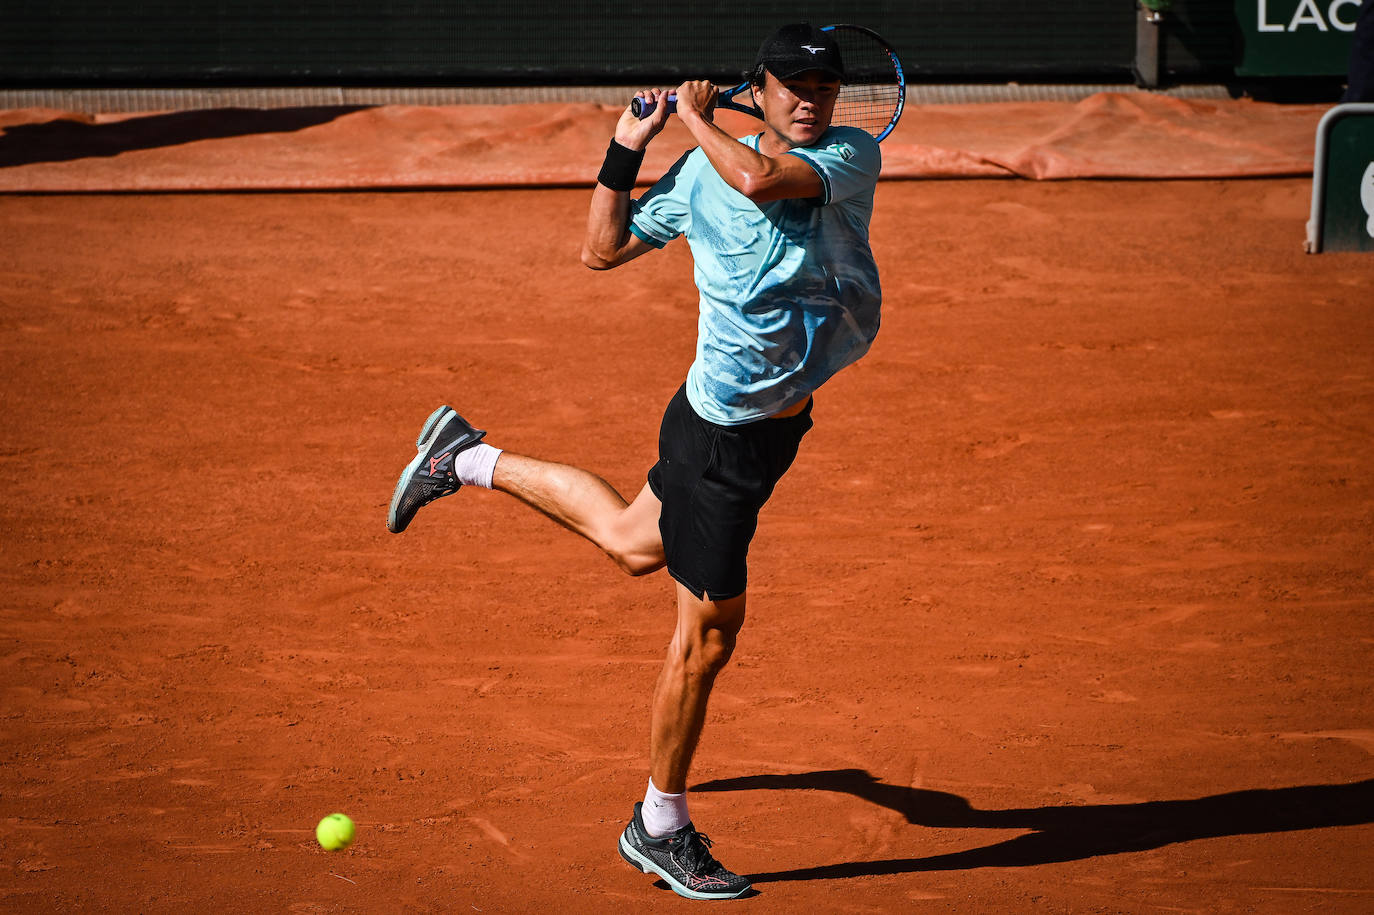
[386,405,486,534]
[618,802,752,901]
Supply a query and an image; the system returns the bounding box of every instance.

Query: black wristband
[597,139,645,192]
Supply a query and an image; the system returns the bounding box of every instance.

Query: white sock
[642,777,690,837]
[452,443,502,490]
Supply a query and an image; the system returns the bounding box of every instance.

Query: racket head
[724,25,904,141]
[820,24,905,142]
[630,24,904,142]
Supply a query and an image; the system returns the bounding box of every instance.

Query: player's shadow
[692,769,1374,883]
[0,106,371,168]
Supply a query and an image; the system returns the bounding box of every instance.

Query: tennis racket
[629,24,905,142]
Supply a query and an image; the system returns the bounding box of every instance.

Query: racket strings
[829,27,904,140]
[836,83,903,136]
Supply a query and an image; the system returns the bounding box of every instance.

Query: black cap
[753,23,846,82]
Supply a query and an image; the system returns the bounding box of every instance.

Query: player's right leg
[386,404,665,576]
[492,457,665,576]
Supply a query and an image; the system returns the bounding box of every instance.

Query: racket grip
[630,94,678,119]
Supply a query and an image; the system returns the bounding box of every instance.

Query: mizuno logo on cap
[801,44,824,53]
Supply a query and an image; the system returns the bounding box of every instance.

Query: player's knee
[595,504,664,578]
[703,634,736,673]
[603,525,665,577]
[700,639,736,676]
[613,550,664,577]
[686,625,738,675]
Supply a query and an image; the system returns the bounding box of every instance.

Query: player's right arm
[581,90,670,270]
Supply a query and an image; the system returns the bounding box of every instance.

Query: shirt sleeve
[628,149,695,248]
[785,128,882,206]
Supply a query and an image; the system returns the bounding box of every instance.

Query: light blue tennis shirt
[628,125,882,426]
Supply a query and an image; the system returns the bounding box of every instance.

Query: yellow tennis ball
[316,813,355,851]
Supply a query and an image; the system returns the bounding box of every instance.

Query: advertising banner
[1236,0,1363,75]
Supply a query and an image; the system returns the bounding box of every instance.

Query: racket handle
[631,93,678,119]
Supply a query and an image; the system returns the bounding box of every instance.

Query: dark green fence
[0,0,1352,86]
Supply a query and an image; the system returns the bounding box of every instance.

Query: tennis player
[388,23,883,900]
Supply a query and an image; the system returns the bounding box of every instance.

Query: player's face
[752,70,840,149]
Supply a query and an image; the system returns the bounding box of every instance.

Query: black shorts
[647,385,813,601]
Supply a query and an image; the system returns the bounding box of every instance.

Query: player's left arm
[673,80,822,203]
[582,89,671,270]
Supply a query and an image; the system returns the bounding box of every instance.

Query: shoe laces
[674,829,721,875]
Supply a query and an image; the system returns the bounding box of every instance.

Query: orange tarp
[0,92,1326,191]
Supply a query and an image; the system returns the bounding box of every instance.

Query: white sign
[1362,161,1374,239]
[1257,0,1363,32]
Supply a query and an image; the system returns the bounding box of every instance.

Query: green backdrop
[0,0,1331,85]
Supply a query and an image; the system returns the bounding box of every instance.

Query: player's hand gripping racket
[630,24,905,142]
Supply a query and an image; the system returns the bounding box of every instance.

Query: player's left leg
[618,582,753,900]
[617,384,815,895]
[648,583,746,795]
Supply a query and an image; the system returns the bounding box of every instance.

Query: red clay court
[1,95,1371,911]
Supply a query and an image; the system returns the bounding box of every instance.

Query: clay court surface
[2,161,1372,911]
